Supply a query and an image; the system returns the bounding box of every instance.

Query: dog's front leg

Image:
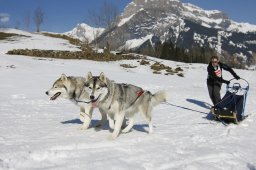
[78,106,93,130]
[108,112,125,140]
[107,114,115,130]
[79,107,86,122]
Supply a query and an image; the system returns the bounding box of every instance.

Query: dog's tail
[151,90,167,107]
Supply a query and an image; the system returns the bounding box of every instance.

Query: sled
[211,78,249,124]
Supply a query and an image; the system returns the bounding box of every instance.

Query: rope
[161,101,209,114]
[161,101,229,126]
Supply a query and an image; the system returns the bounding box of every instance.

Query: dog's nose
[45,91,49,95]
[90,95,95,100]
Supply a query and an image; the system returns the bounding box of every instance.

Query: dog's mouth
[50,92,61,100]
[91,95,101,107]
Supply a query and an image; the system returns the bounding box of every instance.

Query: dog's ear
[99,72,107,83]
[61,73,67,81]
[87,72,93,80]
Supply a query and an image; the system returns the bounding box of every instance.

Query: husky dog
[45,74,107,130]
[84,72,167,139]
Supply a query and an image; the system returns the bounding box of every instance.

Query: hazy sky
[0,0,256,33]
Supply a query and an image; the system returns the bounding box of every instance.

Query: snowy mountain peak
[118,0,255,33]
[96,0,256,65]
[64,23,104,43]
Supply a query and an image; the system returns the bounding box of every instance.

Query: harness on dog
[137,90,144,97]
[128,90,144,107]
[106,89,144,110]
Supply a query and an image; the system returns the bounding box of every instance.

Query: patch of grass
[120,64,137,68]
[7,49,140,61]
[41,32,82,46]
[0,32,25,40]
[140,59,150,65]
[149,61,185,77]
[177,73,184,77]
[175,67,183,72]
[153,71,161,74]
[150,62,170,71]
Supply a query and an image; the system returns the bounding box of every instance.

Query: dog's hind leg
[108,112,125,140]
[121,117,134,133]
[140,105,153,134]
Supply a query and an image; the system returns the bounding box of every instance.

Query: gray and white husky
[84,72,167,139]
[45,74,107,130]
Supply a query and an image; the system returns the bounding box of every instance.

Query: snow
[118,8,145,27]
[228,21,256,33]
[124,34,153,49]
[0,28,80,54]
[234,52,248,60]
[1,29,256,170]
[246,40,256,45]
[183,3,256,33]
[64,23,105,43]
[118,13,136,27]
[183,3,222,18]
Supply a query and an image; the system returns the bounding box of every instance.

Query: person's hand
[234,75,240,80]
[225,80,230,85]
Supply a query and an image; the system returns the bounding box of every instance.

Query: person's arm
[207,65,229,84]
[220,63,240,79]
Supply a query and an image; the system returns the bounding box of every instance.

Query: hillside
[0,28,140,61]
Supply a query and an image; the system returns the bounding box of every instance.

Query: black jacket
[207,62,238,85]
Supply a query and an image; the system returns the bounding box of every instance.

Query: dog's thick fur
[84,72,167,139]
[46,74,107,129]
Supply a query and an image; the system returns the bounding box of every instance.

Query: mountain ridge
[93,0,256,66]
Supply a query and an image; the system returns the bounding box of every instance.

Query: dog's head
[84,72,108,105]
[45,74,71,100]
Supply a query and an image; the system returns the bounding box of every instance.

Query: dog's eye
[97,87,101,90]
[89,87,92,89]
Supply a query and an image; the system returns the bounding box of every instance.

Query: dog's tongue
[91,101,98,108]
[50,92,61,100]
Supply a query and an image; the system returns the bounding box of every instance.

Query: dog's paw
[107,134,116,141]
[121,129,131,133]
[77,125,89,130]
[148,129,153,134]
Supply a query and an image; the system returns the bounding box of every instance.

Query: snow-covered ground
[0,29,256,170]
[0,28,80,54]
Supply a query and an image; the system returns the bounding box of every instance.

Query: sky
[0,0,256,33]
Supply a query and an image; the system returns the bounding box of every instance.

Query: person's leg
[207,83,215,105]
[212,83,222,105]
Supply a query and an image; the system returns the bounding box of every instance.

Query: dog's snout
[45,91,49,95]
[90,95,95,100]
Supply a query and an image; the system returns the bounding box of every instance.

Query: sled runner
[211,78,249,124]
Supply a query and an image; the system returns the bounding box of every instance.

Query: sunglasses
[211,60,218,63]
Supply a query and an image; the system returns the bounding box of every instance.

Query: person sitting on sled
[207,55,240,105]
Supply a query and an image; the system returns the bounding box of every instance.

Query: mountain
[95,0,256,65]
[64,23,104,43]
